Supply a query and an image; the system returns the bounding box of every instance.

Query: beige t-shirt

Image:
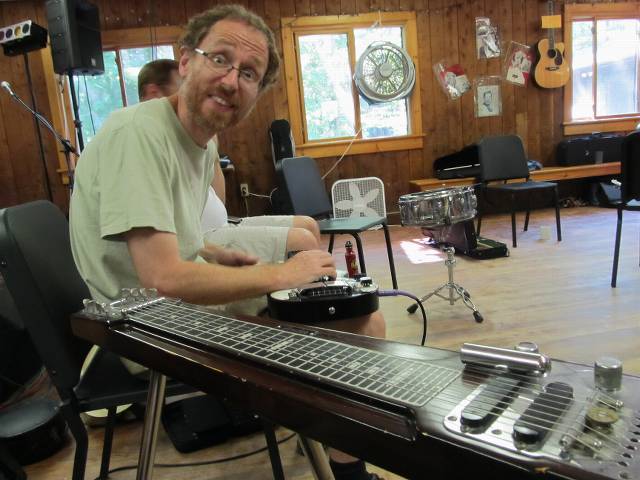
[70,98,216,304]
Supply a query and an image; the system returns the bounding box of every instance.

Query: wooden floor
[25,206,640,480]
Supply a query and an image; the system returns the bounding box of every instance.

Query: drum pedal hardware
[407,246,483,323]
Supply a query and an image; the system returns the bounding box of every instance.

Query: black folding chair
[0,200,196,480]
[476,135,561,248]
[276,156,398,288]
[611,130,640,287]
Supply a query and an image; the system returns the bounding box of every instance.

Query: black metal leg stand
[407,247,483,323]
[261,420,285,480]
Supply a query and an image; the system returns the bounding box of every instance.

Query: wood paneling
[1,0,638,215]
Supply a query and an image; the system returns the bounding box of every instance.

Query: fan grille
[354,41,415,103]
[332,177,386,219]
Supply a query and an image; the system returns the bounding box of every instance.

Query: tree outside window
[564,4,640,135]
[76,45,174,143]
[282,12,423,158]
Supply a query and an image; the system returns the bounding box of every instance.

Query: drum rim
[399,185,475,201]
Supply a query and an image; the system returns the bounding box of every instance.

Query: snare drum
[399,186,477,228]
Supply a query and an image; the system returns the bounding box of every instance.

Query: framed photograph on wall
[503,41,533,86]
[474,76,502,117]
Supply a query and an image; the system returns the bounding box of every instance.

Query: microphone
[1,80,15,96]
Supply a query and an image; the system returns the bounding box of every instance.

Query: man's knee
[358,311,385,338]
[293,215,321,242]
[286,227,319,252]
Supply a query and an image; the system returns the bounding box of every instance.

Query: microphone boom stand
[7,54,77,195]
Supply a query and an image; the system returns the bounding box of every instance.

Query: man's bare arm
[125,228,335,305]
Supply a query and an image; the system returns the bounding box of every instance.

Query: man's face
[179,19,269,134]
[483,91,492,104]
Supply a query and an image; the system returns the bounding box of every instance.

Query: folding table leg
[611,207,623,288]
[136,371,166,480]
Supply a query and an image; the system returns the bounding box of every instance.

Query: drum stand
[407,246,483,323]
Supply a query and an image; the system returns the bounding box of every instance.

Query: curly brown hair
[180,4,280,91]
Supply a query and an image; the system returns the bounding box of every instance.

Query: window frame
[563,3,640,135]
[281,12,423,158]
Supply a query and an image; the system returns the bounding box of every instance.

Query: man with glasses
[70,5,385,480]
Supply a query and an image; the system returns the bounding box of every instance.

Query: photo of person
[476,17,501,59]
[439,64,470,99]
[504,42,533,86]
[476,84,501,117]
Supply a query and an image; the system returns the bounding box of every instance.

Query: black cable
[378,290,428,346]
[93,431,296,479]
[81,75,97,136]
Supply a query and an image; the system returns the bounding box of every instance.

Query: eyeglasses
[193,48,262,86]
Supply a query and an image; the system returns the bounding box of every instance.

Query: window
[77,44,175,143]
[564,3,640,135]
[281,12,423,158]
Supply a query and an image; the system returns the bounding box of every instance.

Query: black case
[434,145,480,179]
[423,220,509,259]
[556,133,624,166]
[161,395,262,453]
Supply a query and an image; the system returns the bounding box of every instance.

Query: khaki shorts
[203,215,295,317]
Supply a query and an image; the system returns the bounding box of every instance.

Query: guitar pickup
[512,381,573,447]
[296,281,352,299]
[461,375,522,431]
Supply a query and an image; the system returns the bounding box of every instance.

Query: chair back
[477,134,530,182]
[621,130,640,203]
[277,156,333,218]
[0,201,92,392]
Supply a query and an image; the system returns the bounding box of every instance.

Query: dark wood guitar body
[72,297,640,480]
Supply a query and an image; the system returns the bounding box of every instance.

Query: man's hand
[280,250,336,289]
[199,244,259,267]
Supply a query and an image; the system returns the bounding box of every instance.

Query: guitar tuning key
[83,299,105,314]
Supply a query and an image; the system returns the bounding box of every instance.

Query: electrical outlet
[240,183,249,197]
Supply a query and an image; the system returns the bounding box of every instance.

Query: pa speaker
[45,0,104,75]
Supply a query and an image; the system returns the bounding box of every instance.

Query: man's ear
[142,84,163,100]
[178,46,191,77]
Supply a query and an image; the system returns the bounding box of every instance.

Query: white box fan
[331,177,386,219]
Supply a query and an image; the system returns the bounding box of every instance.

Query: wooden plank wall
[0,0,637,217]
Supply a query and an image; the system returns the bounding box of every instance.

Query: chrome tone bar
[136,371,166,480]
[460,343,551,374]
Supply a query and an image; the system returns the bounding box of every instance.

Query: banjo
[77,289,640,480]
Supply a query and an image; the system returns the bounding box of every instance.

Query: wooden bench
[409,162,621,192]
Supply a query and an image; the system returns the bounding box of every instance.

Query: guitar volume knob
[594,356,623,391]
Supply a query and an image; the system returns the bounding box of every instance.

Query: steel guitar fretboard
[124,299,459,408]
